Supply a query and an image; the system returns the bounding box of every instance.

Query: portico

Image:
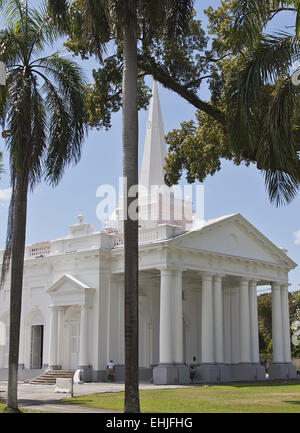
[46,274,95,381]
[107,212,297,385]
[151,262,295,384]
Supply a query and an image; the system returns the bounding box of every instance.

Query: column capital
[240,277,250,285]
[281,283,291,292]
[271,281,281,291]
[48,305,60,311]
[157,265,185,274]
[249,279,259,285]
[213,273,226,280]
[200,271,214,280]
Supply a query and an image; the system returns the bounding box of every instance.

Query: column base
[268,363,297,380]
[153,364,190,385]
[78,365,92,382]
[231,364,266,381]
[195,364,220,383]
[216,364,231,382]
[48,365,60,370]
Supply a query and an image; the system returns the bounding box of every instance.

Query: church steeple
[104,79,194,233]
[139,80,168,193]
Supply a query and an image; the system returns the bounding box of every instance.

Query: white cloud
[293,230,300,245]
[0,187,12,202]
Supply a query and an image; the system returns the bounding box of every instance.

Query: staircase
[29,369,75,385]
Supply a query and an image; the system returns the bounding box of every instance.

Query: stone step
[29,369,75,385]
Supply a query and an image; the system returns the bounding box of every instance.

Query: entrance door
[30,325,43,369]
[69,322,80,369]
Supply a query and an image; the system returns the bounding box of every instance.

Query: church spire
[139,80,168,194]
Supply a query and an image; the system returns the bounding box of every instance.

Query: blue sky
[0,1,300,291]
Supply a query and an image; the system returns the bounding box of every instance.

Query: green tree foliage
[63,2,300,206]
[257,290,300,357]
[163,1,300,206]
[60,2,216,130]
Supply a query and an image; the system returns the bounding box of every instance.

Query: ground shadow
[16,399,71,407]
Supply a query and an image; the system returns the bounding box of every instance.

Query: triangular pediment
[47,274,90,295]
[169,214,296,268]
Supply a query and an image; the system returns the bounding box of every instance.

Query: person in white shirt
[106,360,115,382]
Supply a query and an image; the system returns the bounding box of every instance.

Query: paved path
[0,381,190,413]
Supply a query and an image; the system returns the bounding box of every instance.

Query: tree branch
[138,55,227,128]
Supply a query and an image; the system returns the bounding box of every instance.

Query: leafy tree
[162,1,300,207]
[65,2,300,207]
[257,290,300,357]
[47,0,194,413]
[0,0,86,412]
[257,293,273,354]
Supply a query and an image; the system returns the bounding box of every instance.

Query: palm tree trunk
[122,5,140,414]
[5,174,29,412]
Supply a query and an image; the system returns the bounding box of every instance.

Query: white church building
[0,81,297,384]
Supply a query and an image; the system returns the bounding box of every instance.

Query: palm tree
[229,1,300,206]
[0,0,86,412]
[48,0,194,413]
[233,1,300,39]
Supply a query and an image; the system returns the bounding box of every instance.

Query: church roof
[168,213,297,269]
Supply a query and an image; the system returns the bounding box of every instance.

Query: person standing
[107,360,115,383]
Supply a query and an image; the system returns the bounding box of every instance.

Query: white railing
[112,225,185,248]
[29,242,51,257]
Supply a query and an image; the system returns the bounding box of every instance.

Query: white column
[201,272,214,363]
[49,306,58,367]
[159,267,183,364]
[281,284,292,363]
[239,278,251,363]
[57,307,64,367]
[159,268,173,364]
[79,304,89,367]
[223,288,232,364]
[173,270,184,364]
[213,274,224,364]
[231,287,240,364]
[249,280,260,363]
[271,282,284,363]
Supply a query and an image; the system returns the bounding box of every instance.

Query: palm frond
[231,34,300,151]
[233,1,299,40]
[0,0,87,287]
[264,168,300,206]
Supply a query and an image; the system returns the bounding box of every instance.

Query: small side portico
[46,274,95,382]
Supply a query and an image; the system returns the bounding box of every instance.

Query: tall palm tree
[48,0,194,413]
[229,1,300,206]
[0,0,86,412]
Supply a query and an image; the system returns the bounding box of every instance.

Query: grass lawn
[63,382,300,413]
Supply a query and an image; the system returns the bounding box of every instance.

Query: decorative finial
[77,214,85,225]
